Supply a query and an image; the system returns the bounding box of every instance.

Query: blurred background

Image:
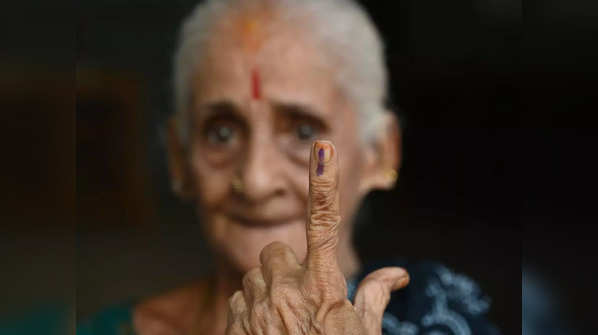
[70,0,595,334]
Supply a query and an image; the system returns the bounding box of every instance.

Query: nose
[239,132,286,203]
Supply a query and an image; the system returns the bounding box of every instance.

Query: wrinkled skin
[225,141,409,335]
[136,5,407,335]
[167,9,402,277]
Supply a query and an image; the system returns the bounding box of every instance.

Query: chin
[216,219,309,274]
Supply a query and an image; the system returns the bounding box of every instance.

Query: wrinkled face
[180,24,369,274]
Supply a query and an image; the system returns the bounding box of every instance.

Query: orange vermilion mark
[251,68,261,100]
[240,15,264,52]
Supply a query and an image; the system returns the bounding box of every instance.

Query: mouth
[228,213,303,228]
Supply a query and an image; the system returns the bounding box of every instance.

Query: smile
[228,214,303,227]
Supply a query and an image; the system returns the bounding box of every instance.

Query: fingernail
[315,142,332,163]
[396,274,410,288]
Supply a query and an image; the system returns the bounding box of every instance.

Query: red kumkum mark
[251,68,261,100]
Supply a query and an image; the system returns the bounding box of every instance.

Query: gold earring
[172,180,182,194]
[387,169,398,184]
[231,176,244,194]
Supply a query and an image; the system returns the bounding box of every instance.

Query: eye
[206,124,235,144]
[296,123,316,141]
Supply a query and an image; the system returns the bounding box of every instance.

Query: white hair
[173,0,389,144]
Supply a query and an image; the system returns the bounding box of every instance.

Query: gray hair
[173,0,389,144]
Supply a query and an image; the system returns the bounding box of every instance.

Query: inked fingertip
[313,140,334,163]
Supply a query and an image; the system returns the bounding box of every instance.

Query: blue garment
[78,301,136,335]
[78,260,500,335]
[348,260,501,335]
[0,304,70,335]
[522,268,572,335]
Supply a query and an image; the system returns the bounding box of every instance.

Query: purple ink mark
[316,148,324,176]
[316,163,324,176]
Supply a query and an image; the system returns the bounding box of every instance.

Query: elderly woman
[79,0,500,334]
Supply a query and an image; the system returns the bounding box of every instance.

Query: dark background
[72,0,598,334]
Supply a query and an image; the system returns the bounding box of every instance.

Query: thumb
[353,267,409,335]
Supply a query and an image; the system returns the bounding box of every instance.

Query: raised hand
[226,140,409,335]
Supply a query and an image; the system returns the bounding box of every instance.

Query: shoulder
[349,260,501,335]
[133,282,203,334]
[77,282,203,335]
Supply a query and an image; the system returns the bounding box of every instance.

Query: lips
[228,212,303,227]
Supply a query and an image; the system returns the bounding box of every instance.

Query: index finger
[306,140,341,272]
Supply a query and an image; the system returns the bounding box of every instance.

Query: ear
[166,116,194,200]
[359,111,402,194]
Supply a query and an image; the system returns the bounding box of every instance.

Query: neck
[192,265,240,334]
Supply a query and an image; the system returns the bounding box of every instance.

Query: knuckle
[307,216,340,250]
[261,243,300,272]
[310,187,336,208]
[249,303,267,330]
[270,282,301,307]
[311,175,337,190]
[229,290,244,309]
[269,289,286,308]
[260,241,289,263]
[242,267,262,288]
[309,213,341,229]
[241,315,252,334]
[317,283,346,304]
[226,320,244,335]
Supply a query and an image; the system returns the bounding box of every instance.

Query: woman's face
[172,30,380,274]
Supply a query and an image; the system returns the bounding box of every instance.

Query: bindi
[251,68,261,100]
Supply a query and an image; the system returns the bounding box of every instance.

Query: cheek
[288,163,310,203]
[340,165,362,219]
[337,145,366,220]
[190,152,232,210]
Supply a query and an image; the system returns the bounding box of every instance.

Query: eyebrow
[199,100,242,118]
[191,100,246,134]
[195,99,329,130]
[272,101,330,132]
[271,101,325,120]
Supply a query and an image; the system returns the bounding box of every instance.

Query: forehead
[191,23,341,108]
